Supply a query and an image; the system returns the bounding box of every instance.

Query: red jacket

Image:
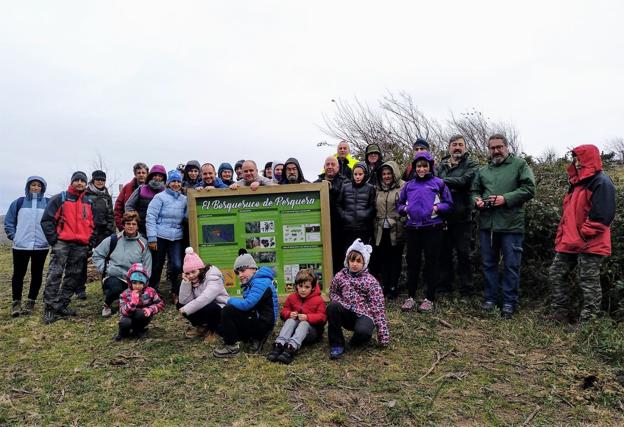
[280,286,327,326]
[114,178,139,230]
[554,144,616,256]
[40,186,94,246]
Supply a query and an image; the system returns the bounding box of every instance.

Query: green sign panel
[187,183,332,297]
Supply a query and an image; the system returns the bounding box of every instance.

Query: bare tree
[607,137,624,164]
[321,92,521,166]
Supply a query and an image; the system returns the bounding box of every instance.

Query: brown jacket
[374,161,405,246]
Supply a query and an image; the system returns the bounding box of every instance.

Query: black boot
[266,342,283,362]
[277,345,297,365]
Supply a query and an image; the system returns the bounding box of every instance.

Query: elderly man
[229,161,275,191]
[195,163,228,190]
[114,162,148,231]
[315,156,346,275]
[402,138,430,181]
[279,158,309,184]
[436,135,479,299]
[471,134,535,319]
[549,144,615,324]
[334,140,358,179]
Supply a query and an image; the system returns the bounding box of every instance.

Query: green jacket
[436,153,479,224]
[470,154,535,233]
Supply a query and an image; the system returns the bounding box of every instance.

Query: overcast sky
[1,0,622,211]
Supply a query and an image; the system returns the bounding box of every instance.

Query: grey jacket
[178,266,230,315]
[93,232,152,281]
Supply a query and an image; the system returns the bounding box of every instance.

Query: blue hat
[129,271,148,283]
[167,169,183,184]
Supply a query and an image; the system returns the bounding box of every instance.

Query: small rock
[387,400,396,408]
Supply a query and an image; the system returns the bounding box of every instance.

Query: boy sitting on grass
[213,250,278,358]
[266,268,327,364]
[115,263,164,341]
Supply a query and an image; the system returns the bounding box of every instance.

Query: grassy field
[0,245,623,426]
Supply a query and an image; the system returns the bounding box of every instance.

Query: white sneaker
[101,304,112,318]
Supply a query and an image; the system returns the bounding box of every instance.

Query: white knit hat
[344,238,373,270]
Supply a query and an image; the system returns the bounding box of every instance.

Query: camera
[482,199,495,209]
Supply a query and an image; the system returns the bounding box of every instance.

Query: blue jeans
[479,231,524,307]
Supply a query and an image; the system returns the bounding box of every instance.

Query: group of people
[4,135,616,360]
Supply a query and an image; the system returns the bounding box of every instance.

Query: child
[336,162,376,251]
[397,151,453,313]
[178,247,229,342]
[266,269,327,364]
[213,250,278,358]
[116,263,164,341]
[327,239,389,359]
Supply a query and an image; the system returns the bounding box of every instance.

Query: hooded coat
[336,162,376,234]
[40,184,94,246]
[182,160,201,189]
[4,176,50,250]
[280,285,327,327]
[119,263,165,318]
[272,160,285,184]
[365,144,384,187]
[279,158,309,184]
[374,161,405,246]
[397,152,453,229]
[218,163,235,186]
[227,266,279,325]
[125,164,167,235]
[554,144,616,256]
[436,152,479,224]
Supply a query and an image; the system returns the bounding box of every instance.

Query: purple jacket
[397,151,453,229]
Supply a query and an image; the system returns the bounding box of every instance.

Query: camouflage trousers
[549,252,605,321]
[43,240,89,311]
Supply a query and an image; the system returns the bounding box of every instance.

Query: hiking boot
[418,298,434,313]
[101,304,112,318]
[481,300,496,312]
[185,326,207,338]
[22,299,35,315]
[43,308,59,325]
[266,342,284,362]
[11,301,21,317]
[330,346,345,360]
[277,344,297,365]
[249,333,270,353]
[401,297,416,311]
[57,306,77,317]
[501,304,514,320]
[213,343,240,358]
[75,291,87,300]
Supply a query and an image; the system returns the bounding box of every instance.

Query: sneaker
[213,343,240,358]
[57,306,77,317]
[11,301,21,317]
[330,346,344,360]
[101,304,112,318]
[249,333,269,353]
[501,304,514,320]
[43,309,59,325]
[75,291,87,300]
[266,342,284,362]
[418,299,434,313]
[277,345,297,365]
[481,300,496,312]
[401,297,416,311]
[22,299,35,315]
[185,326,207,338]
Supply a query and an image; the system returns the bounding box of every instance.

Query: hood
[411,151,435,179]
[125,263,151,287]
[376,161,402,188]
[272,160,285,184]
[218,162,234,175]
[351,161,370,185]
[365,143,384,165]
[183,160,201,182]
[241,266,276,289]
[280,157,306,184]
[568,144,603,183]
[147,164,167,182]
[25,176,47,198]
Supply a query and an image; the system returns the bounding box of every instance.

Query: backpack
[101,233,146,279]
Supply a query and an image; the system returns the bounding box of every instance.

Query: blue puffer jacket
[145,188,187,243]
[398,152,453,229]
[227,267,278,325]
[4,176,50,250]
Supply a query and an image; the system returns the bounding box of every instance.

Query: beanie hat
[365,144,381,155]
[234,160,245,170]
[167,169,183,184]
[413,138,430,150]
[70,171,88,183]
[92,170,106,181]
[344,238,373,270]
[129,271,148,283]
[183,247,205,273]
[233,249,257,271]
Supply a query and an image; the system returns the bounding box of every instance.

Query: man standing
[402,138,430,181]
[195,163,228,189]
[315,156,346,275]
[471,134,535,319]
[229,161,275,191]
[437,135,479,298]
[280,158,309,184]
[549,144,615,323]
[40,171,94,324]
[114,162,148,231]
[334,140,358,179]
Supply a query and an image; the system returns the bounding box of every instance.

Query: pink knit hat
[183,247,205,272]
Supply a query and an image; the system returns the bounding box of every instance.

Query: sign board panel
[187,183,333,296]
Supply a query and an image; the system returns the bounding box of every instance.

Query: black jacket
[336,164,376,233]
[436,153,479,224]
[315,173,345,230]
